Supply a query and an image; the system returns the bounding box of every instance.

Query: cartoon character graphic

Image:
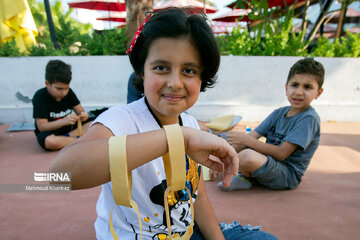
[148,155,201,239]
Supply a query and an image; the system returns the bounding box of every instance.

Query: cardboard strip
[163,124,186,191]
[108,124,191,239]
[109,136,142,239]
[109,136,131,207]
[77,119,82,137]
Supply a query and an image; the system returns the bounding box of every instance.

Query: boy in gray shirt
[219,58,324,190]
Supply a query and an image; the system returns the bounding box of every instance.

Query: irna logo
[34,172,71,182]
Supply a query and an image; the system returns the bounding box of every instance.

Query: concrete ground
[0,122,359,240]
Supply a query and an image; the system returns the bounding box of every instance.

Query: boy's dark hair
[45,60,72,84]
[128,8,220,93]
[287,58,325,89]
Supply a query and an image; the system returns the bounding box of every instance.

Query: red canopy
[325,8,360,24]
[212,21,244,34]
[96,12,126,22]
[347,26,360,33]
[212,9,251,22]
[227,0,305,9]
[154,0,217,14]
[68,0,126,12]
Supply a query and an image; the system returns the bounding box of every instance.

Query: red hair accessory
[126,14,152,54]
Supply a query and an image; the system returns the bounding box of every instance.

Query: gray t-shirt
[255,106,320,181]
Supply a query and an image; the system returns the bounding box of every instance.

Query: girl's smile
[143,36,202,125]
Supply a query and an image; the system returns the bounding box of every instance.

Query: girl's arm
[227,131,297,161]
[193,173,225,240]
[49,123,238,190]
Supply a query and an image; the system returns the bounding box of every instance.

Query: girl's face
[143,36,202,125]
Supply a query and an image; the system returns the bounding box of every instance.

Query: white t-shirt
[93,98,201,240]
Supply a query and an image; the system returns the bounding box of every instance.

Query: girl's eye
[183,68,196,75]
[154,66,168,71]
[291,83,298,87]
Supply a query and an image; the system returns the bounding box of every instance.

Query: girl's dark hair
[128,8,220,93]
[45,60,72,84]
[287,58,325,89]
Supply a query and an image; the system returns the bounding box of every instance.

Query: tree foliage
[0,0,128,56]
[0,0,359,57]
[216,0,360,57]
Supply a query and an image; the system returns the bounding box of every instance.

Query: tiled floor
[0,122,359,239]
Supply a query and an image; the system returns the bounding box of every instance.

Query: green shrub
[216,26,360,57]
[82,28,128,56]
[0,39,24,57]
[1,0,359,58]
[310,33,360,57]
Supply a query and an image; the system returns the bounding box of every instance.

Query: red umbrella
[96,12,126,22]
[212,9,251,22]
[293,20,336,33]
[347,26,360,33]
[325,8,360,24]
[211,21,243,34]
[154,0,217,14]
[116,23,126,28]
[68,0,126,12]
[227,0,306,9]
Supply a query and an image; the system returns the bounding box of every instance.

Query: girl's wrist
[180,126,190,151]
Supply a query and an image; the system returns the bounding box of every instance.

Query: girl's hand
[182,127,239,188]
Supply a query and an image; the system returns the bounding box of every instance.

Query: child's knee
[238,149,268,174]
[238,149,255,168]
[44,135,59,150]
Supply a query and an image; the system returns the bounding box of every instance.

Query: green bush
[214,0,360,58]
[0,39,24,57]
[310,32,360,57]
[216,25,360,57]
[82,28,128,56]
[1,0,359,57]
[12,24,128,56]
[0,0,127,57]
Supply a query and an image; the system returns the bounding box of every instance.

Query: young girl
[50,8,277,240]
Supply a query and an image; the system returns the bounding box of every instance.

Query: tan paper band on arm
[109,125,190,240]
[163,124,186,191]
[109,135,132,207]
[108,135,142,240]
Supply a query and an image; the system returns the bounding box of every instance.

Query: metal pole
[43,0,60,49]
[107,2,111,29]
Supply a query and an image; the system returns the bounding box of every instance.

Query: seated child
[50,8,277,240]
[219,58,324,190]
[127,72,143,104]
[32,59,91,151]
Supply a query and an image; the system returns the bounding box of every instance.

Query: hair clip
[126,13,152,54]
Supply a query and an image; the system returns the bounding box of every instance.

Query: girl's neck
[144,97,182,127]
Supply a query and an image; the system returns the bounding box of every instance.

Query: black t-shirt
[32,87,80,135]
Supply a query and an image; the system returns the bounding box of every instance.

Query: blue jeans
[190,221,278,240]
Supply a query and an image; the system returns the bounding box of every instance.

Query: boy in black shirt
[32,60,91,150]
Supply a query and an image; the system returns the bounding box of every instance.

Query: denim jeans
[190,221,278,240]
